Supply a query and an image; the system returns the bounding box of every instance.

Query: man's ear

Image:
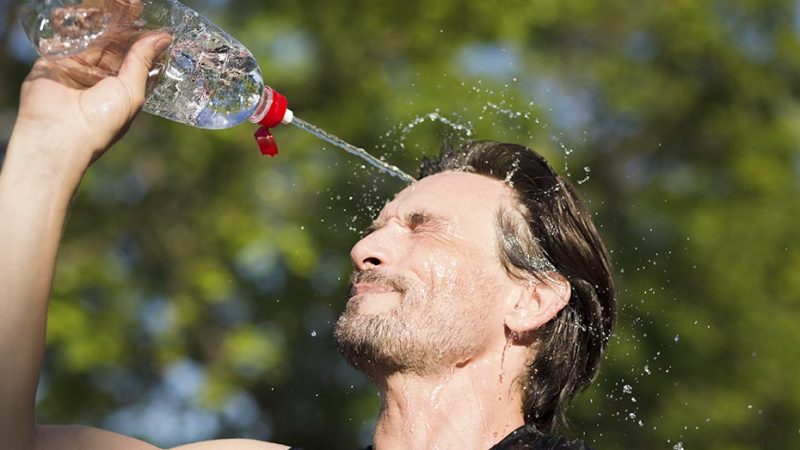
[505,273,571,334]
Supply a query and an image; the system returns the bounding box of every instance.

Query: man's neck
[372,356,525,450]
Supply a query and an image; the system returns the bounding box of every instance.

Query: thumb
[117,33,172,103]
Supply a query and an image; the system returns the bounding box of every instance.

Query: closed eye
[361,211,449,237]
[406,210,450,235]
[408,211,429,230]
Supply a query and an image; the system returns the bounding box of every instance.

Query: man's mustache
[347,270,411,298]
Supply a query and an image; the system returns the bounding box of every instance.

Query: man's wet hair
[419,140,617,433]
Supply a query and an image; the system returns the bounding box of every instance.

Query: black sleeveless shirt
[484,424,595,449]
[288,424,595,449]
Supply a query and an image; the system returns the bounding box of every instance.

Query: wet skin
[342,171,568,449]
[349,171,521,322]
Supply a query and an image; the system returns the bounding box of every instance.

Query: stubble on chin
[334,269,422,377]
[334,269,491,378]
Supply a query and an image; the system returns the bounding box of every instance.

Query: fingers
[117,32,172,105]
[54,53,113,87]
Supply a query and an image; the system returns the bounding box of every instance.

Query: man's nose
[350,229,394,270]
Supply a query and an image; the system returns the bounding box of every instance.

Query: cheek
[415,251,483,303]
[421,253,459,288]
[424,250,509,299]
[406,240,502,299]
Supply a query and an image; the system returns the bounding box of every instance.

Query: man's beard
[333,268,489,379]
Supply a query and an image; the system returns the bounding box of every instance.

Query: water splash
[393,110,475,151]
[291,117,416,184]
[577,166,591,185]
[483,101,532,121]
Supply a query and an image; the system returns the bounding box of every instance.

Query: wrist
[4,120,93,192]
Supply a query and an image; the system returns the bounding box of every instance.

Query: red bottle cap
[251,88,289,156]
[257,89,289,129]
[255,127,279,157]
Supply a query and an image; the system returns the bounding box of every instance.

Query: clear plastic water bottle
[19,0,293,155]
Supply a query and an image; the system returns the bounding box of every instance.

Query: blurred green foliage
[2,0,800,448]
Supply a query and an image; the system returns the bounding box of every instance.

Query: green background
[1,0,799,448]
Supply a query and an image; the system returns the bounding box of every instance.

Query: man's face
[334,171,522,377]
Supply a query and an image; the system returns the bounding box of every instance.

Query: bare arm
[34,426,289,450]
[0,33,291,450]
[0,32,170,450]
[0,9,295,447]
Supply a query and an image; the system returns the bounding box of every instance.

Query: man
[0,33,615,450]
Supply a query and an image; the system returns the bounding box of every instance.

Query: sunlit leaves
[1,0,798,448]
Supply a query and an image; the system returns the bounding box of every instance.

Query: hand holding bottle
[19,0,297,158]
[11,31,171,183]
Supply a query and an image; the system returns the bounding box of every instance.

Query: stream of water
[291,117,417,184]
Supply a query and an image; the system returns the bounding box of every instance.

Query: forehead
[378,171,515,231]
